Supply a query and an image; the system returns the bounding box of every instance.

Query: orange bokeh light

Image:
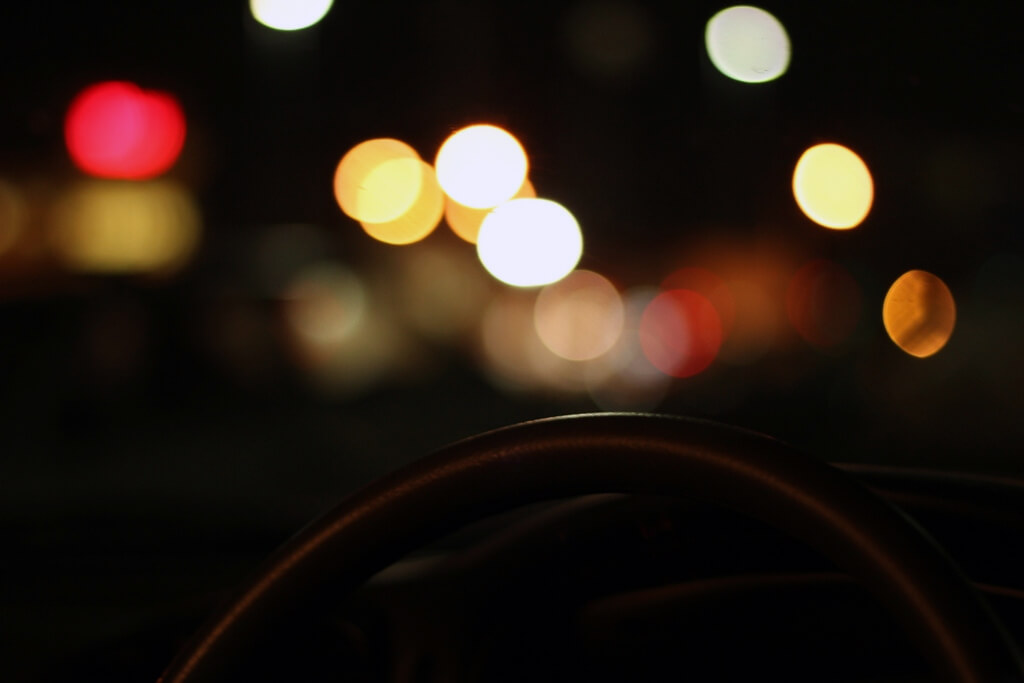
[359,160,444,245]
[445,178,535,244]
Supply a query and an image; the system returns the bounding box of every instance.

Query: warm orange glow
[639,289,722,378]
[360,160,443,245]
[0,180,26,256]
[435,124,528,209]
[445,178,535,244]
[787,259,862,349]
[333,139,422,224]
[534,269,624,361]
[793,143,873,229]
[51,180,200,273]
[883,270,956,358]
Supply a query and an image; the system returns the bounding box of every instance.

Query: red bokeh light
[661,266,736,339]
[639,289,723,378]
[65,81,186,180]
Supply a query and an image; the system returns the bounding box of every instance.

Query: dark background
[2,1,1023,680]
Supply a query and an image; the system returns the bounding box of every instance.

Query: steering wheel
[159,413,1024,683]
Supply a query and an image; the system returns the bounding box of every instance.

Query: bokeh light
[586,287,672,410]
[793,143,873,229]
[250,0,333,31]
[639,289,723,378]
[445,178,535,244]
[787,259,863,350]
[333,139,423,224]
[477,198,583,287]
[360,160,444,245]
[51,180,200,273]
[661,266,735,339]
[534,269,624,361]
[435,125,528,209]
[282,263,366,346]
[280,263,416,395]
[705,6,790,84]
[883,270,956,358]
[65,81,186,180]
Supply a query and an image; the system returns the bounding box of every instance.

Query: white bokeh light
[435,125,528,209]
[477,198,583,288]
[250,0,334,31]
[705,6,790,83]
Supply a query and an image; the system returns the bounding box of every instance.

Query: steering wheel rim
[160,413,1024,683]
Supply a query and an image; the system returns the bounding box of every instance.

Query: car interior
[2,2,1023,682]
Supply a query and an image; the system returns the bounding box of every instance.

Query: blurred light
[445,178,535,244]
[705,6,790,83]
[479,288,552,392]
[716,279,779,365]
[586,287,671,410]
[883,270,956,358]
[793,143,873,229]
[333,139,423,224]
[639,289,723,378]
[479,288,594,395]
[435,125,528,209]
[534,269,624,361]
[250,0,333,31]
[565,0,655,80]
[0,180,27,256]
[51,180,200,273]
[477,198,583,287]
[393,243,492,342]
[360,160,444,245]
[282,263,366,345]
[786,259,862,350]
[65,81,186,180]
[661,266,735,338]
[281,264,416,395]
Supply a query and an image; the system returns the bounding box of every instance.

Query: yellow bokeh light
[477,198,583,287]
[445,178,535,244]
[435,124,528,209]
[51,180,200,273]
[250,0,333,31]
[705,5,790,84]
[360,160,443,245]
[333,139,422,224]
[883,270,956,358]
[793,143,874,229]
[534,269,624,361]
